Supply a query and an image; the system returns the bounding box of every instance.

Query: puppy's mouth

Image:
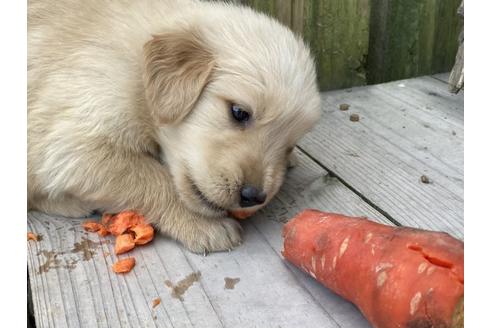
[185,175,227,213]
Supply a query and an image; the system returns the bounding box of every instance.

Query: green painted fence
[237,0,462,91]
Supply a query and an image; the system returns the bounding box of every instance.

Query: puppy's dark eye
[231,104,250,123]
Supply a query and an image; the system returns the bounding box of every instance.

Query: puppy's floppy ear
[143,28,215,124]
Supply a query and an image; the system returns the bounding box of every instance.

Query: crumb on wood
[224,277,241,290]
[339,103,350,111]
[27,232,38,241]
[349,114,360,122]
[420,175,430,184]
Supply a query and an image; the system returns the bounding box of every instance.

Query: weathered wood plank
[367,0,463,85]
[432,72,451,83]
[297,0,371,90]
[242,0,371,91]
[448,1,464,93]
[299,76,464,239]
[240,1,463,90]
[28,151,393,328]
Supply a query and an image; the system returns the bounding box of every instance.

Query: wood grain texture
[448,1,464,93]
[297,0,371,90]
[28,151,393,328]
[242,0,462,90]
[242,0,371,91]
[299,76,464,239]
[432,72,451,83]
[367,0,463,84]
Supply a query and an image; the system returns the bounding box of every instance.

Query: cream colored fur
[28,0,321,253]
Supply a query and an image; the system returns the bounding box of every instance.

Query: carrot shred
[27,232,38,241]
[82,220,103,232]
[130,224,154,245]
[152,297,161,308]
[229,210,255,220]
[115,234,135,255]
[112,257,136,273]
[101,213,113,226]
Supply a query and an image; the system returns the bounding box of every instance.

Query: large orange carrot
[282,209,464,328]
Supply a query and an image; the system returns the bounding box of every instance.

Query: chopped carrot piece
[229,210,255,220]
[108,210,150,236]
[114,233,135,255]
[130,213,146,227]
[108,211,135,236]
[82,220,102,232]
[27,232,38,241]
[97,226,110,237]
[112,257,136,273]
[130,224,154,245]
[101,213,113,226]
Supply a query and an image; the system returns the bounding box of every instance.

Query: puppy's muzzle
[239,185,266,208]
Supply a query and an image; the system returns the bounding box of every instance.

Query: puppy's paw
[180,217,243,254]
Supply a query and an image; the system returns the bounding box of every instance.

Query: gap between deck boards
[296,146,402,227]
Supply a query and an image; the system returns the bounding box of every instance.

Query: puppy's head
[143,4,321,217]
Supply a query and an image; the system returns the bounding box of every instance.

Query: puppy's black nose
[239,185,266,208]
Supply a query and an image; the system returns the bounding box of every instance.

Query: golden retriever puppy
[28,0,321,253]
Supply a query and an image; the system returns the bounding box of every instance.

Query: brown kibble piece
[349,114,359,122]
[152,297,161,308]
[339,103,350,111]
[27,232,38,241]
[420,175,430,184]
[115,234,135,255]
[82,220,103,232]
[130,224,154,245]
[112,257,136,273]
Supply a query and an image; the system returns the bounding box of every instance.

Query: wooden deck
[27,74,463,328]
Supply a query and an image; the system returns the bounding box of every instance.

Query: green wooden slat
[431,0,463,73]
[241,0,276,17]
[235,0,462,90]
[367,0,462,84]
[301,0,371,90]
[244,0,371,91]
